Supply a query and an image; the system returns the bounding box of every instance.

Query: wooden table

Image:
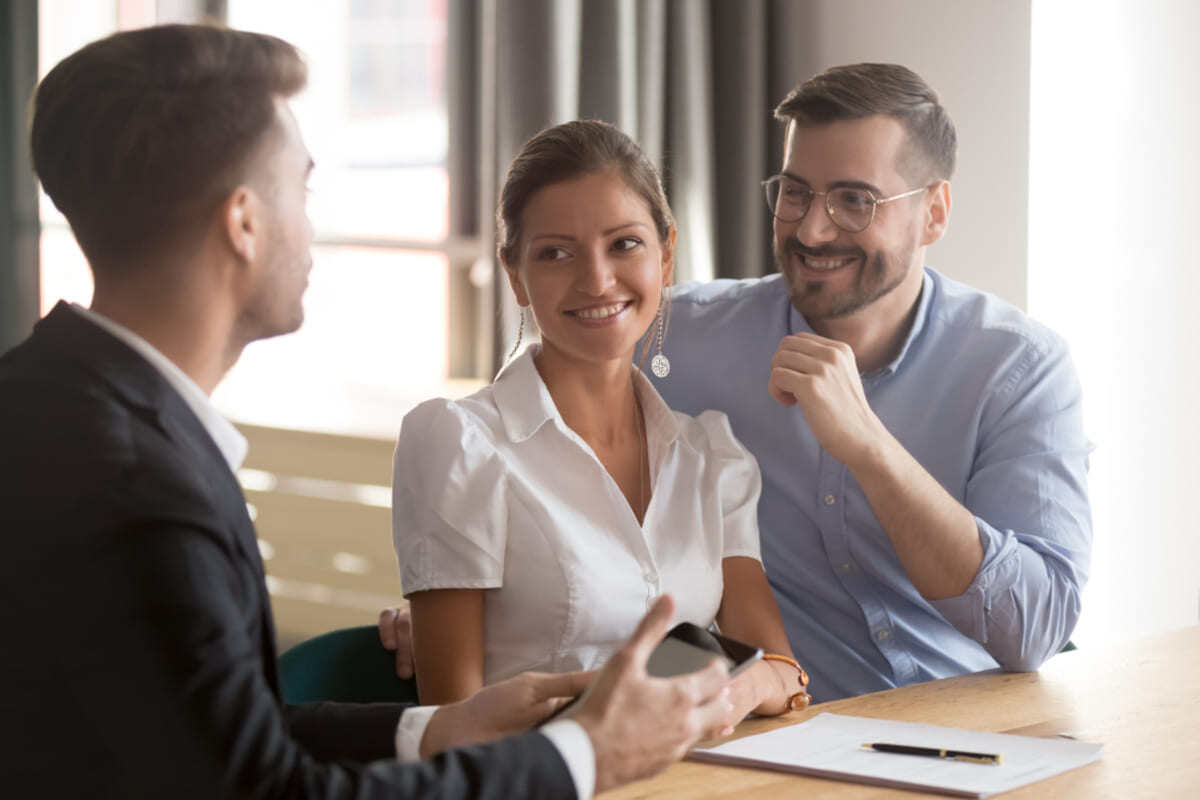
[603,626,1200,798]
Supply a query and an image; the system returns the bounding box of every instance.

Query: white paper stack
[691,713,1103,798]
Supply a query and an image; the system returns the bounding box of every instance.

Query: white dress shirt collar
[493,344,686,451]
[71,304,248,472]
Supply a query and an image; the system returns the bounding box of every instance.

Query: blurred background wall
[3,0,1196,651]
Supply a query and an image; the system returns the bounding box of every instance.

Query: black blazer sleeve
[285,701,409,763]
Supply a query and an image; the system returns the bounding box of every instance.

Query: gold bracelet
[762,653,812,711]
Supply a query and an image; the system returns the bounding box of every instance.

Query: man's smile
[798,254,858,272]
[788,243,863,275]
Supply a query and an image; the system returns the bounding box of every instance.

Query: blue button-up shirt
[650,268,1092,701]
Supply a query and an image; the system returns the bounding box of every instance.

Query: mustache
[784,240,864,260]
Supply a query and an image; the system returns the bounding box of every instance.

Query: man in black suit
[0,24,733,799]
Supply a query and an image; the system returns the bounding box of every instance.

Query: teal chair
[279,625,419,705]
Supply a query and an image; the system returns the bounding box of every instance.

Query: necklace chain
[636,394,647,523]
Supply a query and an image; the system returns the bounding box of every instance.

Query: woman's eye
[612,237,642,252]
[536,246,570,261]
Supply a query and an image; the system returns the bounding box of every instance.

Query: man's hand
[768,332,889,467]
[569,595,735,794]
[420,670,594,758]
[770,332,984,599]
[378,605,415,680]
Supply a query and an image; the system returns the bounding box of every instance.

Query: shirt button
[876,629,891,642]
[823,494,836,506]
[838,562,852,574]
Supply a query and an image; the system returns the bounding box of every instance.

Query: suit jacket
[0,303,575,799]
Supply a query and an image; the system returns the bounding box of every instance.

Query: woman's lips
[567,300,633,322]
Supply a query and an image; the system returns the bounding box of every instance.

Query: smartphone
[545,623,761,721]
[645,622,763,679]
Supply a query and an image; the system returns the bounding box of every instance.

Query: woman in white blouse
[392,120,808,722]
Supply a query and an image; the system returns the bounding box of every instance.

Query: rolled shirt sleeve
[930,336,1092,670]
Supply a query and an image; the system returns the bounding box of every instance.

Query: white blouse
[391,346,763,685]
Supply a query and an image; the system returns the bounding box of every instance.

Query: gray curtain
[450,0,811,370]
[1,1,40,355]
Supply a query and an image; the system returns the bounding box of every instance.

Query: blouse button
[823,494,837,506]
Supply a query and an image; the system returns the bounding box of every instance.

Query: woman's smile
[566,300,635,325]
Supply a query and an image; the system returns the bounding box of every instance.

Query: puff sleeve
[392,399,510,595]
[695,409,764,562]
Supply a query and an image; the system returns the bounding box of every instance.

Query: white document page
[691,713,1103,798]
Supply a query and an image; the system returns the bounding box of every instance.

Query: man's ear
[500,254,531,308]
[920,180,951,246]
[661,227,677,286]
[222,186,259,263]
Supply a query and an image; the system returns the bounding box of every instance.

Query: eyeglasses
[761,175,929,233]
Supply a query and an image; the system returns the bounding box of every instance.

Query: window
[35,0,141,322]
[222,0,483,439]
[37,0,482,440]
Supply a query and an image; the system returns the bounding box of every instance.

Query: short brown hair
[774,63,956,183]
[497,119,674,264]
[30,24,306,273]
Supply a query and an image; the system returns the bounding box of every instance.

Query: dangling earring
[650,289,671,378]
[506,305,526,362]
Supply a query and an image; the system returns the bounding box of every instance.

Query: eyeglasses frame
[761,175,932,233]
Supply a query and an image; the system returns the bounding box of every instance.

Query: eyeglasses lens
[765,178,810,222]
[828,188,874,233]
[764,178,875,233]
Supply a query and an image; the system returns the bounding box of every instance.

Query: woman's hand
[421,670,594,758]
[378,604,415,679]
[726,658,811,722]
[714,556,812,724]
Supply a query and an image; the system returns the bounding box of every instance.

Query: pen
[862,742,1003,765]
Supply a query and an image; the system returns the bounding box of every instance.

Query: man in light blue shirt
[649,63,1092,702]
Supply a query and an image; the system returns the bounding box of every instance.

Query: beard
[773,235,914,320]
[236,243,311,346]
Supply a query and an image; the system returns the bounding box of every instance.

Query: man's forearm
[848,427,983,600]
[850,426,1087,670]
